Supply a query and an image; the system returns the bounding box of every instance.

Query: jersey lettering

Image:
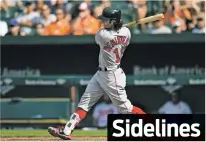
[98,27,131,67]
[103,36,129,51]
[104,36,129,49]
[103,36,129,63]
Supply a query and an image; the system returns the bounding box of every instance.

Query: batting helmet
[98,7,121,23]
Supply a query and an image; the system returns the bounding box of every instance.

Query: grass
[0,129,107,138]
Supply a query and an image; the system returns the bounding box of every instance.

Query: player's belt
[98,65,120,71]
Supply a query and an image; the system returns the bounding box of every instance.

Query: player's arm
[95,29,107,47]
[126,27,131,47]
[95,29,103,46]
[95,34,100,46]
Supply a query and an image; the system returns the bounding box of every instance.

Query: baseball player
[48,7,146,140]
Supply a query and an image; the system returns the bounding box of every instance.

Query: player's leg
[63,86,104,135]
[48,73,105,139]
[98,68,146,114]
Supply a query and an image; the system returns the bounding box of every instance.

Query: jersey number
[113,46,125,63]
[113,48,120,63]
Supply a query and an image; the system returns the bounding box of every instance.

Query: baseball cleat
[48,126,72,140]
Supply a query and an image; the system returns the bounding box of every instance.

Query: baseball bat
[123,13,164,27]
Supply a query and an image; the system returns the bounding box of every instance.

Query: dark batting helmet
[98,7,121,23]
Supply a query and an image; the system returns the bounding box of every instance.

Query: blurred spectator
[72,2,100,35]
[165,0,191,28]
[148,20,172,34]
[2,0,16,7]
[93,0,111,18]
[15,1,26,16]
[132,0,147,19]
[93,95,118,128]
[185,19,195,32]
[1,0,205,36]
[172,20,183,33]
[51,0,76,20]
[64,0,76,17]
[14,1,40,36]
[0,0,16,23]
[36,23,44,36]
[192,15,205,33]
[44,8,71,36]
[131,0,147,32]
[50,0,67,13]
[9,23,20,36]
[36,0,45,13]
[0,21,8,36]
[147,0,165,15]
[93,0,111,28]
[84,0,94,13]
[183,0,205,15]
[37,4,56,27]
[50,0,73,23]
[158,90,192,114]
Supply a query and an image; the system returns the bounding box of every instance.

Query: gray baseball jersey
[95,27,131,70]
[78,27,133,114]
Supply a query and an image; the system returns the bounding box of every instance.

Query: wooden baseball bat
[123,13,164,27]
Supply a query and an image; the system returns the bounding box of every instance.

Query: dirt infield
[1,136,107,141]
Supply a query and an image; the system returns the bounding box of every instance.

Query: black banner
[1,43,204,75]
[107,114,205,141]
[0,86,70,98]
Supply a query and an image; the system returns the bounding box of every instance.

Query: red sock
[75,108,87,120]
[132,106,146,114]
[132,106,153,123]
